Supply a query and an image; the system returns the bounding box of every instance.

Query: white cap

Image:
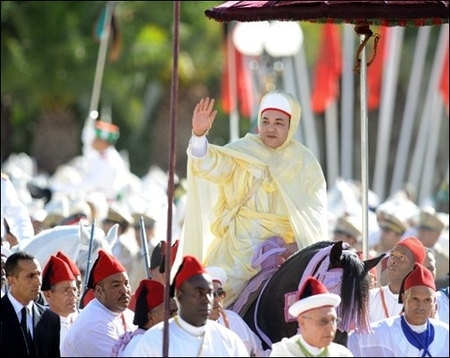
[259,92,292,118]
[205,266,227,285]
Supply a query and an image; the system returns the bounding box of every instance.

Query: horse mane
[330,243,371,333]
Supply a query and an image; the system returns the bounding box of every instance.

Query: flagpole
[293,48,320,159]
[372,27,404,201]
[419,97,444,205]
[228,23,240,143]
[408,25,449,196]
[390,27,431,196]
[325,101,339,185]
[341,24,355,180]
[82,1,115,155]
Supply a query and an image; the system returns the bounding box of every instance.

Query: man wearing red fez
[369,236,426,323]
[348,263,449,357]
[111,279,178,357]
[55,251,83,303]
[50,119,129,204]
[61,250,136,357]
[131,255,248,356]
[41,255,79,350]
[270,276,353,357]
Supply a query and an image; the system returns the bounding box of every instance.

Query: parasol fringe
[353,24,381,75]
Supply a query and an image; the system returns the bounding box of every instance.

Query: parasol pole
[358,34,370,260]
[163,2,180,356]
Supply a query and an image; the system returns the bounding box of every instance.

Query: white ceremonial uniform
[369,285,403,323]
[436,287,449,325]
[270,334,353,357]
[51,146,129,203]
[61,298,136,357]
[60,312,78,350]
[218,309,269,357]
[1,174,34,242]
[348,315,449,357]
[130,315,249,357]
[117,330,145,357]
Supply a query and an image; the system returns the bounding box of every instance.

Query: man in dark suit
[1,250,60,357]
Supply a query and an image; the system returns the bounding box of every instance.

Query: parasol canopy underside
[205,1,449,27]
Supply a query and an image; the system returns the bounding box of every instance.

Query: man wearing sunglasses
[206,266,269,357]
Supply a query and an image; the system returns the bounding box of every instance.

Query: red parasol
[203,0,449,258]
[205,1,449,26]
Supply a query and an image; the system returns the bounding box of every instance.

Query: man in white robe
[206,266,269,356]
[348,263,449,357]
[1,172,35,246]
[131,255,248,357]
[369,237,426,323]
[61,250,136,357]
[270,276,353,357]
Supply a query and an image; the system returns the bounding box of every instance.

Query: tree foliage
[1,1,224,175]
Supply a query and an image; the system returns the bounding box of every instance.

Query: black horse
[238,240,384,350]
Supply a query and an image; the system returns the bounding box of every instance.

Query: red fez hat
[56,251,81,276]
[95,120,120,143]
[87,249,126,288]
[288,277,341,317]
[396,237,426,264]
[135,279,165,311]
[41,255,76,290]
[170,255,206,297]
[80,288,95,308]
[159,240,180,274]
[398,263,436,303]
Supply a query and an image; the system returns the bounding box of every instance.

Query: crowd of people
[1,90,449,357]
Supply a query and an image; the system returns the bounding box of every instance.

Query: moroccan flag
[311,24,342,114]
[220,33,255,118]
[367,26,389,111]
[439,42,449,113]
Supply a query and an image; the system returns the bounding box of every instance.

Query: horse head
[19,220,118,280]
[241,240,384,350]
[76,220,118,277]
